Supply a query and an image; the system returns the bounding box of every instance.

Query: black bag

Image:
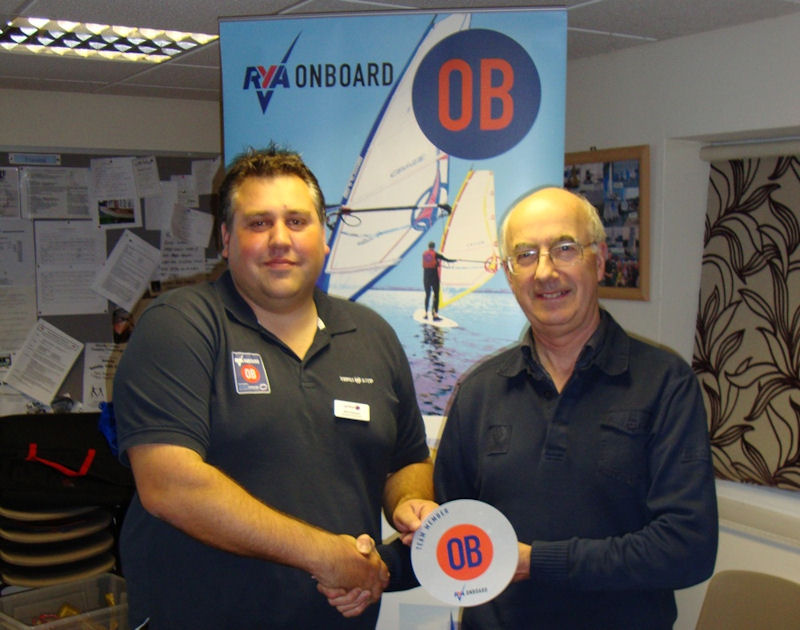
[0,412,134,509]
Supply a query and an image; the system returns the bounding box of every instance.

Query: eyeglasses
[505,240,597,274]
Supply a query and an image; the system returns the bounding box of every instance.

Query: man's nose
[268,220,291,245]
[533,250,557,278]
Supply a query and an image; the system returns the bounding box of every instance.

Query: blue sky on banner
[219,9,566,295]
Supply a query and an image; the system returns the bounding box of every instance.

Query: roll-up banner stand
[220,9,565,420]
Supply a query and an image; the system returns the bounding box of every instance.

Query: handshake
[312,498,437,618]
[313,498,522,617]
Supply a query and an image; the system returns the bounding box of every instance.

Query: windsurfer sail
[320,13,471,300]
[437,169,501,310]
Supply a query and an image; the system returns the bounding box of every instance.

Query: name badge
[334,399,370,422]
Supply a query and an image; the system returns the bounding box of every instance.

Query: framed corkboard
[565,144,650,300]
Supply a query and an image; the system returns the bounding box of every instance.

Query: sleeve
[531,364,718,591]
[378,538,419,591]
[433,382,479,502]
[113,300,217,465]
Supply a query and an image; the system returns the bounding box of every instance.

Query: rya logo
[242,34,299,114]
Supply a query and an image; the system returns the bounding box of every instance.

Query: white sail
[322,13,471,300]
[438,169,500,309]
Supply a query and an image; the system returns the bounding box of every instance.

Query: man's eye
[554,242,580,257]
[517,250,538,261]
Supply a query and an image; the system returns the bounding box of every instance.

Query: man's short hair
[217,144,326,228]
[499,187,606,257]
[575,191,607,244]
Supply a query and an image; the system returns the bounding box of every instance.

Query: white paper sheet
[144,180,178,232]
[155,232,205,283]
[0,218,35,286]
[133,156,161,198]
[19,166,90,219]
[192,157,222,196]
[91,230,162,312]
[170,204,215,248]
[0,286,37,352]
[0,167,21,218]
[0,380,32,417]
[34,220,108,315]
[4,319,84,406]
[82,342,126,408]
[171,174,199,207]
[89,157,142,230]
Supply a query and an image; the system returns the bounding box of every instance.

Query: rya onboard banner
[219,10,566,415]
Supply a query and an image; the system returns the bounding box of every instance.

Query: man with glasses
[434,187,717,629]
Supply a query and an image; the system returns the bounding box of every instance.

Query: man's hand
[512,542,531,582]
[317,534,387,617]
[382,459,434,544]
[392,498,438,545]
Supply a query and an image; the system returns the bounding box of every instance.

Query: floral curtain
[693,155,800,490]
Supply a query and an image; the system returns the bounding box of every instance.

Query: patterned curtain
[693,155,800,490]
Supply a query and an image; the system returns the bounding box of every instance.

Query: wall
[566,11,800,629]
[1,89,221,155]
[3,11,800,627]
[567,12,800,357]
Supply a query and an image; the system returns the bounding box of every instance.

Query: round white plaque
[411,499,518,606]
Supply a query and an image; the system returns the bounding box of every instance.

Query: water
[358,289,528,415]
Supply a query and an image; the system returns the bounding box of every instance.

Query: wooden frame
[564,144,650,300]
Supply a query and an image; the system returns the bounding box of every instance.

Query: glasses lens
[513,249,539,271]
[551,242,581,265]
[508,242,588,273]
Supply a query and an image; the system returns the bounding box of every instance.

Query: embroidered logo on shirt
[339,375,375,384]
[231,352,271,394]
[487,425,511,454]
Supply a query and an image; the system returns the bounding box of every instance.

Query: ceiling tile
[1,0,798,100]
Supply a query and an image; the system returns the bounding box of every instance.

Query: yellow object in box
[0,573,126,630]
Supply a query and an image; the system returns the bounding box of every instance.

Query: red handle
[26,443,96,477]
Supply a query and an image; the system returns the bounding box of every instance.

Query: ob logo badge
[240,363,261,384]
[232,351,271,394]
[411,499,517,606]
[412,29,541,159]
[437,523,493,581]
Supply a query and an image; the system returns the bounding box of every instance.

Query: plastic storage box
[0,573,127,629]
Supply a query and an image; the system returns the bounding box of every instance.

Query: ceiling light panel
[0,17,218,63]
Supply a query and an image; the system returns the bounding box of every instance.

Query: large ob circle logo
[436,523,493,580]
[412,29,541,160]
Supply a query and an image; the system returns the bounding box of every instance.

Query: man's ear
[594,241,608,282]
[220,222,230,259]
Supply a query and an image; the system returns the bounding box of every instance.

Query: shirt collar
[214,269,259,329]
[500,309,629,379]
[214,269,357,336]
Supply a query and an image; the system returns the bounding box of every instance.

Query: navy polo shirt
[114,270,428,629]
